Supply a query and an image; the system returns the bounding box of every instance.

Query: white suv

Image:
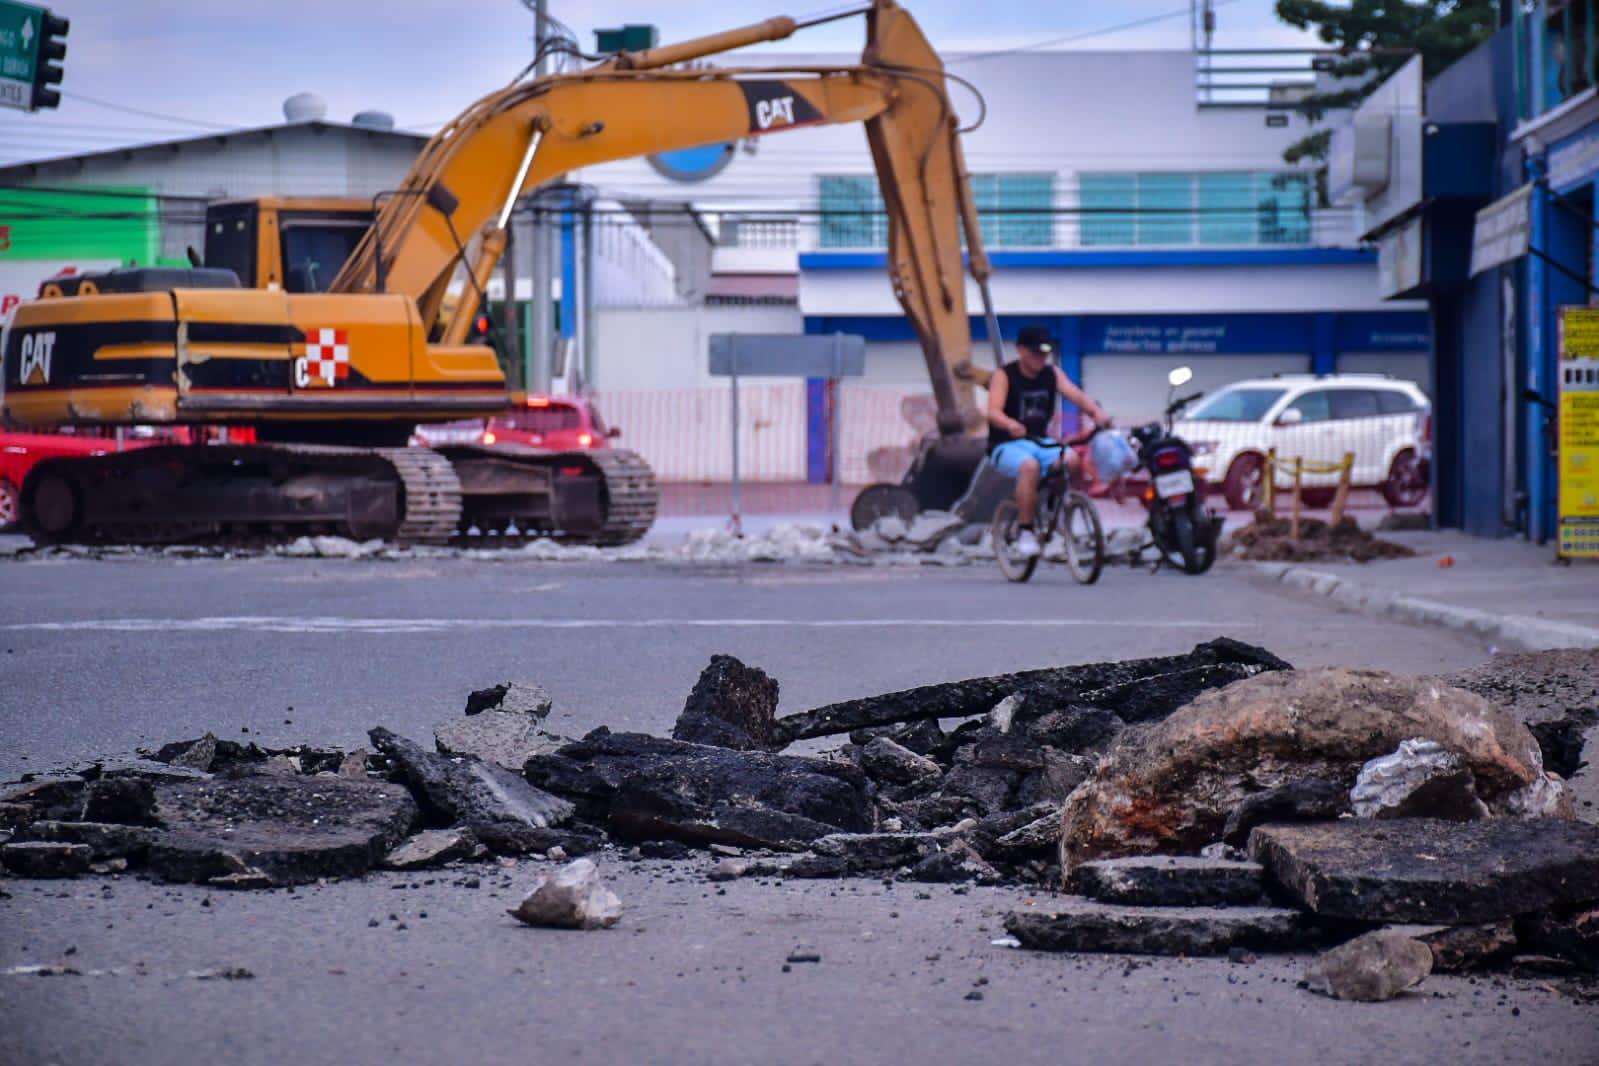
[1172,374,1431,511]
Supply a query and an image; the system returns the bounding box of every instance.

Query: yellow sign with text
[1557,307,1599,558]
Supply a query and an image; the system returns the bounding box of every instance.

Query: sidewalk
[1249,529,1599,651]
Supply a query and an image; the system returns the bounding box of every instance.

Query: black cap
[1016,325,1055,355]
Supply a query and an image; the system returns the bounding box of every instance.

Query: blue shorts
[990,439,1064,478]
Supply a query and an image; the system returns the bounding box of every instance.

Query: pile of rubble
[1227,509,1416,564]
[3,642,1596,996]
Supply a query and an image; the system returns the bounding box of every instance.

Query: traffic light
[31,9,66,110]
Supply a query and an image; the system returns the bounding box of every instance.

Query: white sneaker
[1014,528,1041,558]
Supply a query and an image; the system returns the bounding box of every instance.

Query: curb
[1251,562,1599,653]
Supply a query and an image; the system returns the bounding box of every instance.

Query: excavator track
[441,444,658,547]
[18,443,463,548]
[582,447,659,546]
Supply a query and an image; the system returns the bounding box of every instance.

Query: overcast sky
[0,0,1320,167]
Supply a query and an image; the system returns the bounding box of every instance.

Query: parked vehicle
[1128,367,1225,575]
[412,396,621,451]
[0,428,192,530]
[1172,374,1432,511]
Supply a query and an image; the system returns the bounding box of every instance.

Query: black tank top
[988,361,1059,452]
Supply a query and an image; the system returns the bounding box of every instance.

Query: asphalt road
[2,552,1595,1065]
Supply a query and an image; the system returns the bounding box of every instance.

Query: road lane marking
[0,616,1232,635]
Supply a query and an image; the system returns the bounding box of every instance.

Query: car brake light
[528,397,550,407]
[558,465,585,477]
[578,432,593,447]
[482,431,497,445]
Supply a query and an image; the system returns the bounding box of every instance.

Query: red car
[0,429,169,530]
[414,395,620,451]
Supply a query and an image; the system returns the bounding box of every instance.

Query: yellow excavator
[1,0,1002,545]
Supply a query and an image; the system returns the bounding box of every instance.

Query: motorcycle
[1128,366,1224,575]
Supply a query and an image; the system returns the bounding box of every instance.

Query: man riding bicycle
[987,325,1113,559]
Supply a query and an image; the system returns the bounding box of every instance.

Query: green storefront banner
[0,185,162,263]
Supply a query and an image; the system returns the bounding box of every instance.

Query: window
[1376,390,1420,415]
[1186,387,1287,422]
[1080,171,1313,247]
[1328,389,1381,420]
[507,404,582,433]
[1286,390,1331,422]
[281,222,367,294]
[819,173,1053,248]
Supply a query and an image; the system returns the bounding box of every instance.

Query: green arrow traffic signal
[31,8,64,109]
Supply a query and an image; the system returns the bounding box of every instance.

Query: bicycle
[990,434,1106,584]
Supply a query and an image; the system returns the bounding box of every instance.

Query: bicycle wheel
[1060,492,1105,585]
[991,500,1038,583]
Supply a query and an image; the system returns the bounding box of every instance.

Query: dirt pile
[1227,509,1416,563]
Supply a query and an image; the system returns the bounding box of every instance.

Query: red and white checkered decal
[302,328,350,387]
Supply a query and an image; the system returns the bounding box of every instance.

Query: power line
[949,0,1246,64]
[59,91,236,131]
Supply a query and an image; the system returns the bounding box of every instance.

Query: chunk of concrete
[1304,929,1433,1001]
[909,839,1001,884]
[524,729,873,850]
[1,841,92,878]
[1222,779,1349,847]
[1066,856,1266,908]
[1005,899,1313,956]
[383,828,478,870]
[0,776,86,822]
[772,638,1290,744]
[1350,739,1488,821]
[1250,818,1599,925]
[465,681,553,720]
[370,728,575,855]
[337,749,370,779]
[433,712,568,771]
[508,858,621,930]
[1023,706,1124,755]
[145,773,418,887]
[1061,668,1547,868]
[671,655,780,751]
[903,510,964,550]
[170,733,220,772]
[1517,906,1599,972]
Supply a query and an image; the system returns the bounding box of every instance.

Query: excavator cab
[201,198,374,295]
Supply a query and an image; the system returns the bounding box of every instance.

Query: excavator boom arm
[331,0,983,428]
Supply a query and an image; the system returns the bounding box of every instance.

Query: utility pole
[533,0,549,75]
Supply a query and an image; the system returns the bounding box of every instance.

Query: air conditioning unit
[1327,112,1393,204]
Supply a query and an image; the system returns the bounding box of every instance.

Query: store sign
[1556,306,1599,559]
[1470,184,1532,276]
[1548,125,1599,192]
[1377,216,1423,298]
[1082,313,1430,356]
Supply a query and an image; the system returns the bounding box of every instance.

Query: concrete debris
[1005,900,1313,957]
[773,637,1290,744]
[1440,648,1598,779]
[383,828,479,870]
[508,858,622,930]
[1221,779,1350,847]
[1349,739,1489,821]
[671,655,781,751]
[147,774,418,887]
[369,728,576,855]
[0,776,87,822]
[986,693,1024,734]
[1249,818,1599,925]
[1303,929,1433,1002]
[465,681,553,720]
[1060,667,1546,869]
[1,841,93,878]
[433,712,569,772]
[170,733,220,772]
[902,510,964,550]
[1503,772,1577,820]
[338,749,371,779]
[909,839,1001,884]
[1066,857,1266,908]
[1517,906,1599,973]
[873,516,908,543]
[525,729,874,850]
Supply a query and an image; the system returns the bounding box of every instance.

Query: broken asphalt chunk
[770,638,1290,745]
[1004,900,1313,957]
[369,727,576,855]
[433,711,568,771]
[524,729,873,850]
[18,821,155,862]
[1221,779,1349,848]
[383,828,479,870]
[1249,818,1599,925]
[1349,739,1488,821]
[145,773,417,887]
[464,681,553,720]
[1066,856,1266,908]
[1,841,92,879]
[672,655,781,751]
